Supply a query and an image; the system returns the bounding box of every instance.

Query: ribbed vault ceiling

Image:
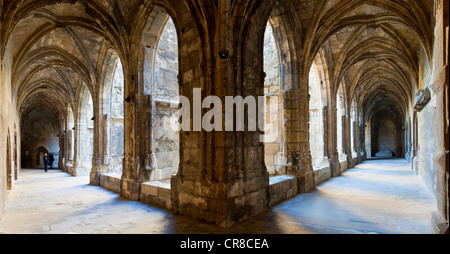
[1,0,433,128]
[311,1,432,120]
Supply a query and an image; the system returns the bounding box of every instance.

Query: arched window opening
[309,64,328,170]
[263,21,285,176]
[151,16,180,181]
[76,85,94,176]
[106,59,125,175]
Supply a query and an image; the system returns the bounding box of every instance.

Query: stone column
[355,107,364,164]
[90,112,103,185]
[121,92,152,201]
[101,114,110,166]
[323,106,328,158]
[168,0,303,228]
[90,113,115,185]
[344,114,354,168]
[58,131,65,171]
[73,118,92,176]
[171,51,272,228]
[65,129,74,172]
[328,102,340,177]
[359,124,366,160]
[285,88,314,193]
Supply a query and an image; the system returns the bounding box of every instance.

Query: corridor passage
[0,159,436,234]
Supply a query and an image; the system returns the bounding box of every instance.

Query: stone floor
[0,158,437,234]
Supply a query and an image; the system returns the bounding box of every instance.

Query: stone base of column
[431,211,449,234]
[171,173,270,228]
[120,177,141,201]
[90,164,113,186]
[90,171,100,186]
[287,165,315,194]
[171,176,227,227]
[65,161,73,173]
[329,157,341,177]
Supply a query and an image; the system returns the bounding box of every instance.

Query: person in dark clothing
[43,153,49,172]
[49,153,55,169]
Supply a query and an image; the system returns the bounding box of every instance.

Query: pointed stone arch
[98,50,125,176]
[73,83,94,176]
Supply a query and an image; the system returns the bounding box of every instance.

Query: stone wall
[99,173,121,194]
[140,180,172,210]
[314,166,332,186]
[0,44,20,217]
[152,101,179,180]
[139,175,297,212]
[269,176,298,207]
[417,0,449,233]
[371,110,400,157]
[416,43,440,188]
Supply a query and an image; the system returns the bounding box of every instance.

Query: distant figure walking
[43,153,49,172]
[49,153,55,169]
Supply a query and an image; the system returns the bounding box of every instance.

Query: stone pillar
[428,0,449,234]
[170,61,218,225]
[323,106,328,158]
[101,114,110,166]
[58,131,65,171]
[91,113,113,185]
[429,70,449,233]
[65,129,74,173]
[328,103,340,177]
[344,114,354,168]
[355,108,364,164]
[90,112,103,186]
[285,89,314,194]
[67,129,74,161]
[121,93,152,201]
[171,55,272,228]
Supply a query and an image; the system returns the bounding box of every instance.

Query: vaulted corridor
[0,159,436,234]
[1,0,448,235]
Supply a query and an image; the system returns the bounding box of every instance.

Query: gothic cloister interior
[0,0,448,234]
